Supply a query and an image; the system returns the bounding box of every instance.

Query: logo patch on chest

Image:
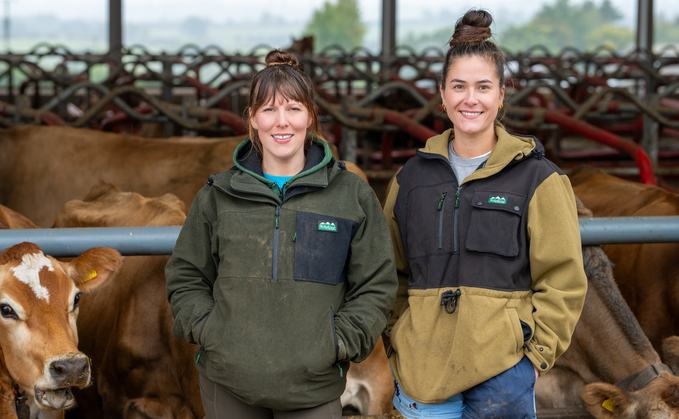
[318,221,337,232]
[488,196,507,205]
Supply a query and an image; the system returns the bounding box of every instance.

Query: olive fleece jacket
[166,139,398,410]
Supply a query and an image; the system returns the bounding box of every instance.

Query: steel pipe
[579,216,679,245]
[2,218,679,257]
[0,227,182,257]
[542,109,656,185]
[356,81,430,108]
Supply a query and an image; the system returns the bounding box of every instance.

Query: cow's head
[0,242,120,411]
[583,366,679,418]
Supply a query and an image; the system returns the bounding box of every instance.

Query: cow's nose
[49,354,90,387]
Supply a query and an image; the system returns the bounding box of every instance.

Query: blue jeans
[393,356,536,419]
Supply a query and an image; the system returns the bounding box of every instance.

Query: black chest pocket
[465,190,527,258]
[294,211,358,285]
[404,184,455,258]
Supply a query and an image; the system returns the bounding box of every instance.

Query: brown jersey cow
[570,165,679,353]
[0,126,246,228]
[0,237,120,419]
[0,126,364,229]
[0,205,38,230]
[53,183,201,418]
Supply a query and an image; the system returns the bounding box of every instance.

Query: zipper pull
[292,232,296,242]
[335,362,344,377]
[455,186,462,208]
[275,206,280,229]
[195,347,204,364]
[437,192,447,211]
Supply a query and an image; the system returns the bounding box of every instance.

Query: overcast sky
[12,0,678,25]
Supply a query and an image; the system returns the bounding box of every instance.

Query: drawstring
[441,289,461,314]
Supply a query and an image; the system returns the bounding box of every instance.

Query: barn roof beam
[381,0,396,57]
[636,0,653,55]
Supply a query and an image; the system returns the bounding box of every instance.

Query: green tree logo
[304,0,366,52]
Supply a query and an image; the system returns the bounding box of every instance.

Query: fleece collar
[230,137,335,198]
[420,124,539,184]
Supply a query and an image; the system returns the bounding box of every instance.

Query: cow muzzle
[48,354,90,387]
[33,353,91,410]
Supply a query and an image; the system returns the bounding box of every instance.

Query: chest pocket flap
[466,190,527,257]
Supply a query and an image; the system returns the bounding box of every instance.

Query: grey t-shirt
[448,140,491,184]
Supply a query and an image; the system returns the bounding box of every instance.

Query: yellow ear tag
[602,398,616,412]
[82,269,97,283]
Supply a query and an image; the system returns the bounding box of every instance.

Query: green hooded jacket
[166,138,397,410]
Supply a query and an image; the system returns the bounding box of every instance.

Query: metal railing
[1,217,678,257]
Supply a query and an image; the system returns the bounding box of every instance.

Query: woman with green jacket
[166,50,398,419]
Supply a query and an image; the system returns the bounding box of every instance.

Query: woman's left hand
[533,364,539,380]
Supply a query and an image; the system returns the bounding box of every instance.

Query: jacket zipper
[415,151,464,254]
[454,186,463,254]
[272,205,280,281]
[270,182,288,281]
[437,192,447,250]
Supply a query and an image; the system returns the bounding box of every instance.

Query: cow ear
[663,336,679,375]
[66,247,121,292]
[582,383,629,418]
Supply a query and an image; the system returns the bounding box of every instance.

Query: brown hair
[246,50,325,157]
[441,10,506,117]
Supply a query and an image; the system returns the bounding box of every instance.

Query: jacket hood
[420,124,541,184]
[217,137,338,199]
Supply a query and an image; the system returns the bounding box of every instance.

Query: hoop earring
[442,104,447,112]
[499,103,504,110]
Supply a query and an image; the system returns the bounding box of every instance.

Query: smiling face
[250,95,313,176]
[440,54,505,142]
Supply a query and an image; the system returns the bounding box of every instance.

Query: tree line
[304,0,679,54]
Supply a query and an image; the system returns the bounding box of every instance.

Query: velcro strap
[615,363,673,392]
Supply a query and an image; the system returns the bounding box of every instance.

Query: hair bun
[449,9,493,46]
[265,50,299,68]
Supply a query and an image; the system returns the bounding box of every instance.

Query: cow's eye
[0,304,18,320]
[73,293,82,309]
